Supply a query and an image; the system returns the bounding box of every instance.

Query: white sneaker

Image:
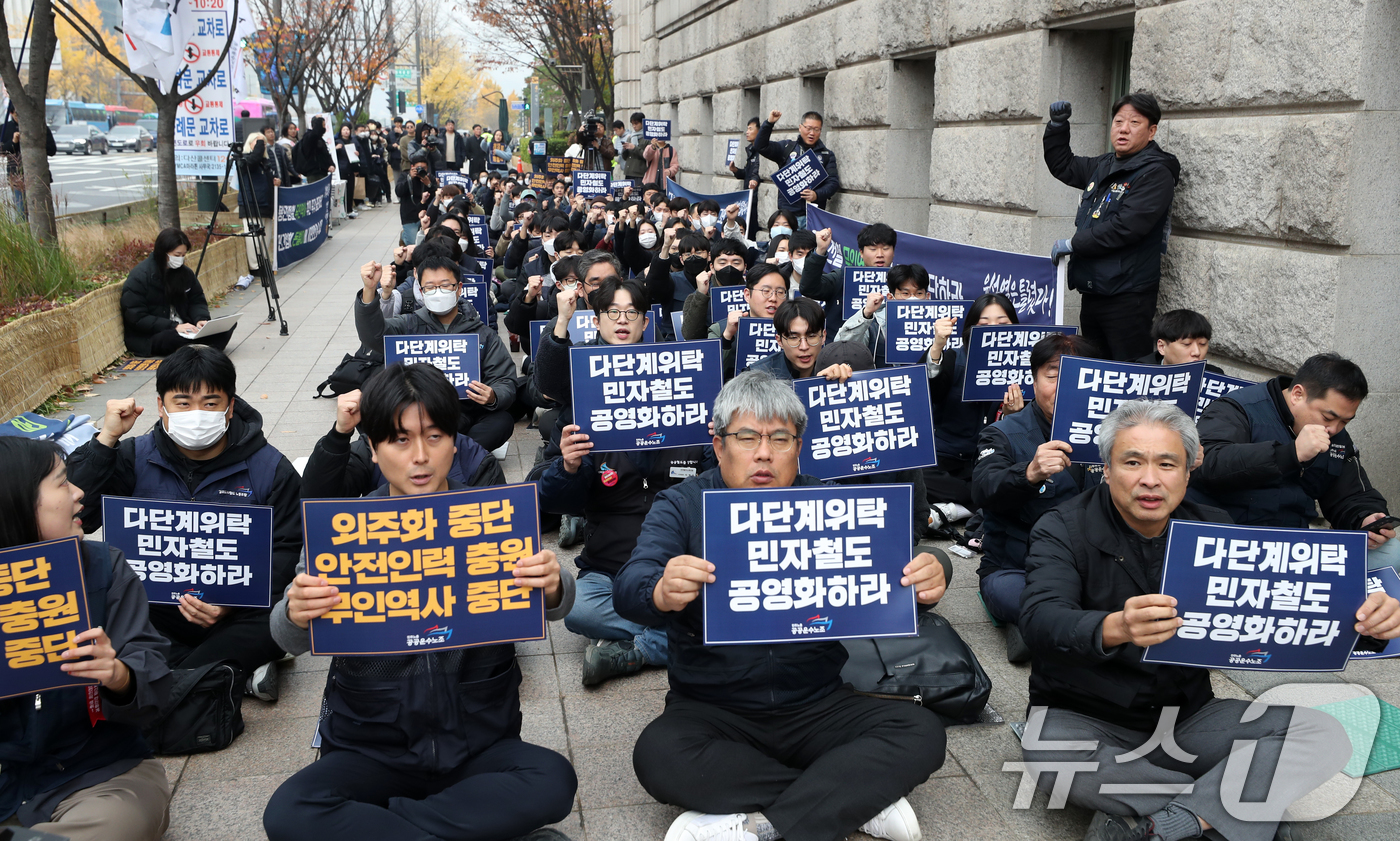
[664,812,756,841]
[860,798,921,841]
[347,211,360,219]
[933,502,974,522]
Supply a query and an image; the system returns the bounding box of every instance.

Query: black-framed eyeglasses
[778,331,823,348]
[720,431,798,452]
[602,308,644,323]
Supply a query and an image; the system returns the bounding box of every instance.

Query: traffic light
[397,91,406,112]
[386,89,397,116]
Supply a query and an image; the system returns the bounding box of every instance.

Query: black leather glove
[1049,101,1072,125]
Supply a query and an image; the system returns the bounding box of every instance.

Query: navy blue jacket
[614,468,848,713]
[0,541,170,824]
[924,348,1000,462]
[752,119,840,214]
[301,428,505,499]
[972,404,1102,580]
[1192,377,1387,530]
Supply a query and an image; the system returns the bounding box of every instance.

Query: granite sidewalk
[53,206,1400,841]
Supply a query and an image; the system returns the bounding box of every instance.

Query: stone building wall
[613,0,1400,502]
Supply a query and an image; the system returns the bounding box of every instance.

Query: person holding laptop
[121,228,236,356]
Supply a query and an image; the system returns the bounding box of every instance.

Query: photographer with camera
[564,112,615,173]
[395,153,438,246]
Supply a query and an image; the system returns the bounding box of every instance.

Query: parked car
[108,124,154,152]
[54,123,109,155]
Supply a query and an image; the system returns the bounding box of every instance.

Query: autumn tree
[467,0,614,124]
[246,0,355,130]
[304,0,401,126]
[0,0,61,240]
[50,0,241,229]
[416,26,495,129]
[48,0,122,104]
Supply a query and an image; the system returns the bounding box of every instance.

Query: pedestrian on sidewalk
[335,124,360,219]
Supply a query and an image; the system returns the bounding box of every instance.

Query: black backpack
[840,611,993,725]
[313,347,384,398]
[143,660,245,754]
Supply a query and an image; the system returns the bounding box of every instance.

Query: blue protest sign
[475,258,495,278]
[572,170,611,198]
[460,281,489,319]
[273,178,333,270]
[436,171,471,190]
[709,285,750,323]
[101,497,274,607]
[643,119,671,140]
[670,311,684,342]
[383,334,482,398]
[304,484,546,656]
[1196,371,1255,420]
[885,300,974,365]
[651,304,664,339]
[1143,521,1366,672]
[796,369,937,480]
[466,214,490,251]
[570,340,723,451]
[771,151,829,207]
[807,206,1063,324]
[565,310,655,345]
[726,139,741,164]
[666,181,753,235]
[1049,357,1205,465]
[529,320,548,360]
[612,179,634,194]
[842,267,889,320]
[1353,566,1400,660]
[734,318,779,373]
[0,537,94,700]
[702,485,917,645]
[961,325,1079,402]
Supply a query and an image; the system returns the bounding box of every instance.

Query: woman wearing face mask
[614,204,659,276]
[121,228,232,357]
[0,437,174,841]
[334,124,361,219]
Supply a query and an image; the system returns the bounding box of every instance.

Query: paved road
[47,149,161,214]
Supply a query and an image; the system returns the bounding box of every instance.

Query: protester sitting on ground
[749,297,825,381]
[536,277,713,686]
[355,254,518,452]
[568,194,613,249]
[614,204,662,277]
[649,229,712,329]
[1136,308,1222,373]
[616,369,947,841]
[709,264,789,380]
[263,363,577,841]
[972,332,1102,663]
[797,224,896,335]
[300,388,505,499]
[507,226,584,314]
[1192,352,1397,571]
[922,292,1026,534]
[68,344,302,701]
[121,228,233,357]
[834,263,931,367]
[681,238,750,341]
[533,253,633,406]
[0,437,173,841]
[1019,399,1395,841]
[813,341,933,540]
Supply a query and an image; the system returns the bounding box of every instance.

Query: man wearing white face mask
[67,344,304,704]
[356,254,520,452]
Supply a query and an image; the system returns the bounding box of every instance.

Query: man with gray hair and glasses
[1019,400,1398,841]
[616,370,949,841]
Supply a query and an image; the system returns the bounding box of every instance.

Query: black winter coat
[1020,483,1228,730]
[753,119,840,214]
[293,123,334,181]
[120,255,211,357]
[396,169,437,225]
[1043,121,1180,297]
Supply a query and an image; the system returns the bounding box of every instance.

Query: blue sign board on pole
[884,300,974,365]
[101,497,274,607]
[304,485,547,656]
[702,485,917,645]
[383,334,482,398]
[1049,357,1205,465]
[1143,521,1366,672]
[796,368,937,480]
[0,537,94,700]
[570,340,723,452]
[961,324,1078,402]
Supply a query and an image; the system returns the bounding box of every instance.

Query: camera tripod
[192,141,289,336]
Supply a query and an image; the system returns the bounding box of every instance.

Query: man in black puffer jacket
[1044,93,1180,362]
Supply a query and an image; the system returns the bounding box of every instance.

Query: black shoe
[1086,812,1161,841]
[558,514,585,548]
[1005,624,1031,664]
[581,639,644,686]
[247,660,279,702]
